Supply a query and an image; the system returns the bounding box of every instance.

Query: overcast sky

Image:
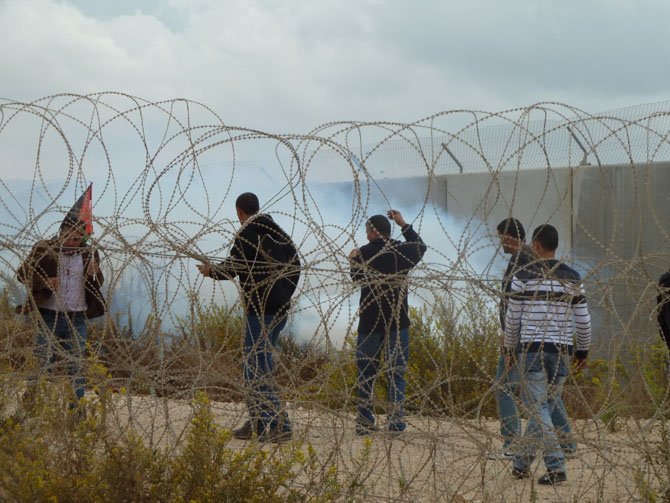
[2,0,669,133]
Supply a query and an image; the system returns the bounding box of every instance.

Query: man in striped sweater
[504,224,591,485]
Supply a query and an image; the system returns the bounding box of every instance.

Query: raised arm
[388,209,427,267]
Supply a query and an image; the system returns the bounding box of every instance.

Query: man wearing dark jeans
[489,217,531,459]
[657,270,670,375]
[16,217,106,411]
[197,192,300,443]
[349,210,426,434]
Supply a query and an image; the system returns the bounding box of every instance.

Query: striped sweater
[503,259,591,359]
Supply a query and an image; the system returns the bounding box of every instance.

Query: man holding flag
[16,184,106,411]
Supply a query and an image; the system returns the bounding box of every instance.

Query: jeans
[356,328,409,430]
[514,351,569,473]
[495,355,520,448]
[35,308,88,400]
[244,313,289,431]
[552,394,576,453]
[495,355,576,452]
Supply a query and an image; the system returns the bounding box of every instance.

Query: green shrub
[406,296,499,417]
[0,389,343,502]
[304,293,500,418]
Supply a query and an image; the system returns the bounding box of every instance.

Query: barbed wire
[0,92,669,501]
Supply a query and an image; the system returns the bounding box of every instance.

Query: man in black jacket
[197,193,300,443]
[657,271,670,359]
[349,210,426,434]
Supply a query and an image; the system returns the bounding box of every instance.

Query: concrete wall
[442,162,670,354]
[321,161,670,353]
[443,168,573,257]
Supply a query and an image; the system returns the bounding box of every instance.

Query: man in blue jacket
[197,192,300,443]
[349,210,426,434]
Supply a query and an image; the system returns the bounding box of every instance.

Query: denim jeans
[244,313,289,431]
[495,355,521,448]
[514,350,569,473]
[356,328,409,430]
[552,393,576,453]
[35,308,88,400]
[495,355,575,452]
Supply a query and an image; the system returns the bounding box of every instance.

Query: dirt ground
[105,393,662,502]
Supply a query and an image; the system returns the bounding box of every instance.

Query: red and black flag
[63,183,93,237]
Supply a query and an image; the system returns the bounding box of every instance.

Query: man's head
[496,218,525,254]
[531,224,559,258]
[365,215,391,241]
[235,192,260,223]
[59,217,86,248]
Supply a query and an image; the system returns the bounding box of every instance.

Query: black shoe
[538,471,567,485]
[355,421,380,436]
[563,448,578,459]
[258,427,293,443]
[232,420,258,440]
[387,421,406,433]
[512,468,530,479]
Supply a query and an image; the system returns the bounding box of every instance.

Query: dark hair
[496,218,525,242]
[532,224,559,251]
[235,192,260,215]
[366,215,391,238]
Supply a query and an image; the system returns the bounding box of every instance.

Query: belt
[39,308,86,318]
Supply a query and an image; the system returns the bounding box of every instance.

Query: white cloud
[1,0,669,132]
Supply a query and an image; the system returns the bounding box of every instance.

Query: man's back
[213,214,300,317]
[351,227,426,334]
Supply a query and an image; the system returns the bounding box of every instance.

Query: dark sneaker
[538,471,567,485]
[258,427,293,444]
[355,421,380,436]
[563,448,578,459]
[387,422,406,433]
[232,420,258,440]
[512,467,530,479]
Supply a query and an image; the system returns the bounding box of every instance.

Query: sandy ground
[103,393,661,502]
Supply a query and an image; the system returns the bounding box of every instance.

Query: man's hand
[348,248,361,262]
[196,262,212,277]
[46,277,59,292]
[86,259,100,277]
[387,209,407,228]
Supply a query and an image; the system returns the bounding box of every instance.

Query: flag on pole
[64,183,93,237]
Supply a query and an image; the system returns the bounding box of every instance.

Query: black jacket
[16,238,106,319]
[658,271,670,351]
[211,214,300,317]
[350,224,426,335]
